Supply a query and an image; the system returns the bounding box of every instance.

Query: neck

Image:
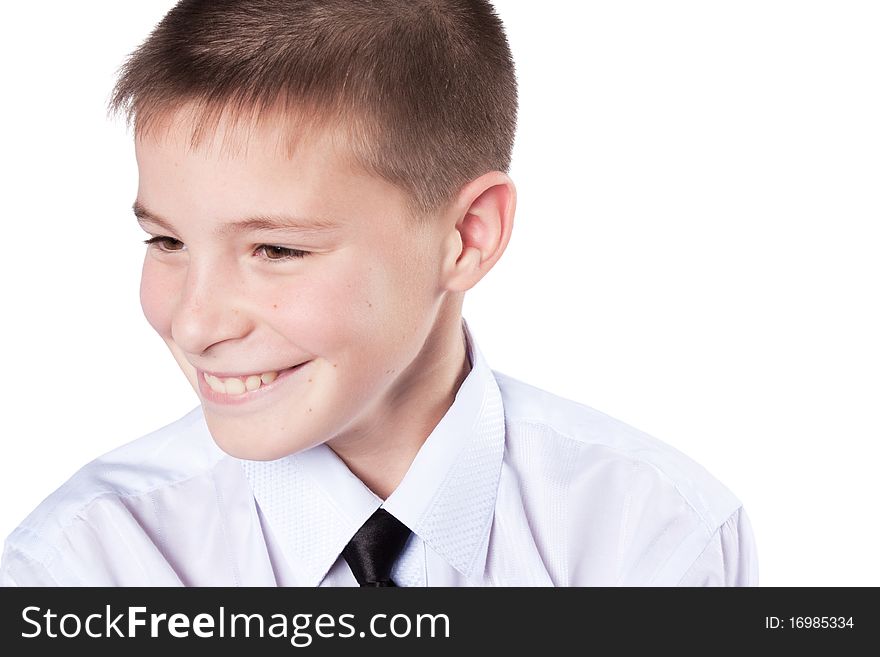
[328,304,471,500]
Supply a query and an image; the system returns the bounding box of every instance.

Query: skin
[135,108,515,499]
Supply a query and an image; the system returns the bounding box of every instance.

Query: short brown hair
[107,0,518,223]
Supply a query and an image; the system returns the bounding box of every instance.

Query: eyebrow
[132,201,342,235]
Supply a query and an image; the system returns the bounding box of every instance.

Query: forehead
[133,106,410,233]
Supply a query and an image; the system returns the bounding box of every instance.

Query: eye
[143,236,184,252]
[141,237,309,261]
[256,245,311,261]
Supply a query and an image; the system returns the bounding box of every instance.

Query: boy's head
[108,0,518,465]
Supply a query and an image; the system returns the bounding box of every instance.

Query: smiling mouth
[202,363,304,395]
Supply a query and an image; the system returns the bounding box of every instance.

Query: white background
[1,1,877,586]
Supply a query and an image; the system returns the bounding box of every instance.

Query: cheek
[269,276,362,343]
[139,259,175,336]
[269,261,391,344]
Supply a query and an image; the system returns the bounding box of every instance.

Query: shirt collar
[238,316,506,586]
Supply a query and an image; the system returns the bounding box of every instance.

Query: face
[135,111,457,461]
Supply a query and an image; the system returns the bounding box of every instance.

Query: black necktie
[341,507,411,587]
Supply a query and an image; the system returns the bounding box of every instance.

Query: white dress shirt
[1,317,758,586]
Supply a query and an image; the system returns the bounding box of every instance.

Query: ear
[442,171,516,292]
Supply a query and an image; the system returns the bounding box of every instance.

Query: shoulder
[2,405,226,578]
[493,370,742,534]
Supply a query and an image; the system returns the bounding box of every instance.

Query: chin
[218,442,290,462]
[204,418,312,462]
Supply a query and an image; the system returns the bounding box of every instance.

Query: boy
[1,0,756,586]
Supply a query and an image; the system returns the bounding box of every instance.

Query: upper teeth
[204,370,280,395]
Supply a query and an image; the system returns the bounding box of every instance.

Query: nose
[170,260,252,355]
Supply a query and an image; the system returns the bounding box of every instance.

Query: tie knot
[341,508,412,587]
